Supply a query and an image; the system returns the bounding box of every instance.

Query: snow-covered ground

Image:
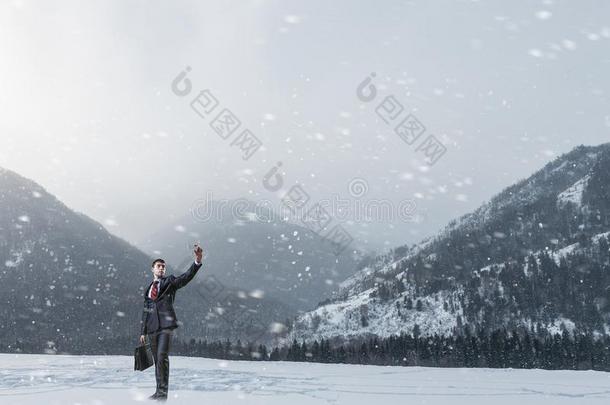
[0,354,609,404]
[556,174,591,208]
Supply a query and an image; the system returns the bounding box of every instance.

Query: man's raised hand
[194,244,204,263]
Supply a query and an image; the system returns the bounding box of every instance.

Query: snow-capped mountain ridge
[336,145,607,299]
[290,143,610,344]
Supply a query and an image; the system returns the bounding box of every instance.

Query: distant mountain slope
[289,143,610,344]
[0,167,152,352]
[0,168,300,350]
[139,199,360,311]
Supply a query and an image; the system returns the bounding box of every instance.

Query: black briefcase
[134,342,154,371]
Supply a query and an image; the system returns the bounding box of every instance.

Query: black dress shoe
[155,394,167,401]
[148,392,159,399]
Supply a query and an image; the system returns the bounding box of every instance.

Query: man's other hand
[139,335,145,345]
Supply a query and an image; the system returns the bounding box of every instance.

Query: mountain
[0,167,152,353]
[288,143,610,344]
[138,199,361,312]
[0,168,305,350]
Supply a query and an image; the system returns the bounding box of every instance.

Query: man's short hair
[151,258,166,267]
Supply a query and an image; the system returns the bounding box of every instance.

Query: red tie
[151,281,159,299]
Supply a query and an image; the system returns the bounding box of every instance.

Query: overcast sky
[1,0,609,252]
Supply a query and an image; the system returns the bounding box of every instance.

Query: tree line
[4,326,608,371]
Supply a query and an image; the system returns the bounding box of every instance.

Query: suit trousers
[150,328,174,395]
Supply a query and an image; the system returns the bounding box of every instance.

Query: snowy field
[0,354,609,404]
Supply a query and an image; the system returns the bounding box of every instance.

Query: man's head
[151,258,166,279]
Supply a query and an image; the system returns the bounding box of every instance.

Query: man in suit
[139,244,204,401]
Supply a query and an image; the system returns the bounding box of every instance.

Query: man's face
[152,262,166,278]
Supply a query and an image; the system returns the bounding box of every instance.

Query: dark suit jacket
[140,261,203,335]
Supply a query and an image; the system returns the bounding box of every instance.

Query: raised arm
[170,244,204,290]
[170,261,203,290]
